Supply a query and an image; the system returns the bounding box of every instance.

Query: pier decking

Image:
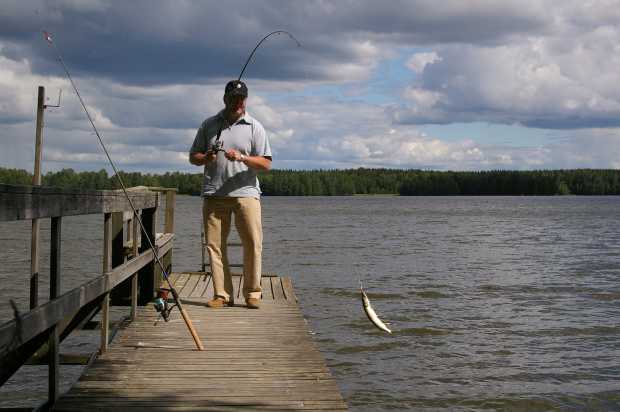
[53,273,348,411]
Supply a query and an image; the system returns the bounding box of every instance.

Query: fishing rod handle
[180,307,205,351]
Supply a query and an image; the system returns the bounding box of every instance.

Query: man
[189,80,272,309]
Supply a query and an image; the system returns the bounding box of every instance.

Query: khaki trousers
[203,197,263,301]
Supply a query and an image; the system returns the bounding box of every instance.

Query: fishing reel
[207,139,224,154]
[153,288,176,323]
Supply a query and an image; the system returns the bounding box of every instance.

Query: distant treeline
[1,167,619,196]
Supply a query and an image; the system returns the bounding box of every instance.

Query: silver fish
[361,286,392,334]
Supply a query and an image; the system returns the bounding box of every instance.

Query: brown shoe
[246,298,260,309]
[206,297,233,308]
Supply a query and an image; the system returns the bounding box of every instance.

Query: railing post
[130,211,140,321]
[30,86,45,309]
[138,201,157,305]
[101,213,112,353]
[48,216,61,406]
[164,190,176,233]
[109,211,127,305]
[162,190,175,282]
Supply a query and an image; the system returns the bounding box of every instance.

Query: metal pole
[30,86,45,309]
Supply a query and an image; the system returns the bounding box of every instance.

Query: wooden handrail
[0,233,174,359]
[0,184,177,399]
[0,184,159,221]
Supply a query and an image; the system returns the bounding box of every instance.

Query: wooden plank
[170,272,190,291]
[233,274,243,300]
[55,403,347,411]
[189,275,210,298]
[281,277,297,303]
[179,273,200,297]
[203,273,214,298]
[261,277,273,300]
[271,277,286,302]
[168,272,185,288]
[0,184,159,222]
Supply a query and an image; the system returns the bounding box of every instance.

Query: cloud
[396,5,620,129]
[0,0,552,86]
[406,51,441,74]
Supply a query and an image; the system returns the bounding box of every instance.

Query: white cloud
[0,53,64,123]
[403,87,442,109]
[396,4,620,129]
[406,51,441,74]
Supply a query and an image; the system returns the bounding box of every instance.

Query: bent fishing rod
[42,31,205,351]
[238,30,301,80]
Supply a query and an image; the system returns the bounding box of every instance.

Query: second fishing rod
[43,31,205,351]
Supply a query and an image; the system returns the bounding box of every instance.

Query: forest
[1,167,619,196]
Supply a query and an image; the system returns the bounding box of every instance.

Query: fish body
[361,287,392,334]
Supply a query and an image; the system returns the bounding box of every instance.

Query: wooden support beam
[100,294,109,354]
[110,211,130,305]
[30,219,40,309]
[164,190,175,233]
[131,213,139,321]
[32,87,45,189]
[101,213,112,353]
[138,206,157,305]
[48,216,61,405]
[30,86,45,310]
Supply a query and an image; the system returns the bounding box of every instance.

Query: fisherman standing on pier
[189,80,272,309]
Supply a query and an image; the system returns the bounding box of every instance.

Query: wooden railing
[0,184,176,409]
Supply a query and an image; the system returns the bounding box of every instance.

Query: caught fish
[360,285,392,334]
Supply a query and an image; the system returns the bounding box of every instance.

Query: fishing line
[42,31,205,351]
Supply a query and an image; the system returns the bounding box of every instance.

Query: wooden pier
[0,184,347,411]
[54,273,347,411]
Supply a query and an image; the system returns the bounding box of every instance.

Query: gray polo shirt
[190,110,271,198]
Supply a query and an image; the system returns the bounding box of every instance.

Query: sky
[1,0,620,173]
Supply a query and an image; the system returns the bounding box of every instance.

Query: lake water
[1,195,620,411]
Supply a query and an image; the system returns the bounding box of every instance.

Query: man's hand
[225,149,243,162]
[189,151,217,166]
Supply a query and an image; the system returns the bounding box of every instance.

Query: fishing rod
[42,31,205,351]
[237,30,301,81]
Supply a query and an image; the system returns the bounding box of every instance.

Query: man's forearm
[242,155,272,171]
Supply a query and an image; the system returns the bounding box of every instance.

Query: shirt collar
[218,110,252,126]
